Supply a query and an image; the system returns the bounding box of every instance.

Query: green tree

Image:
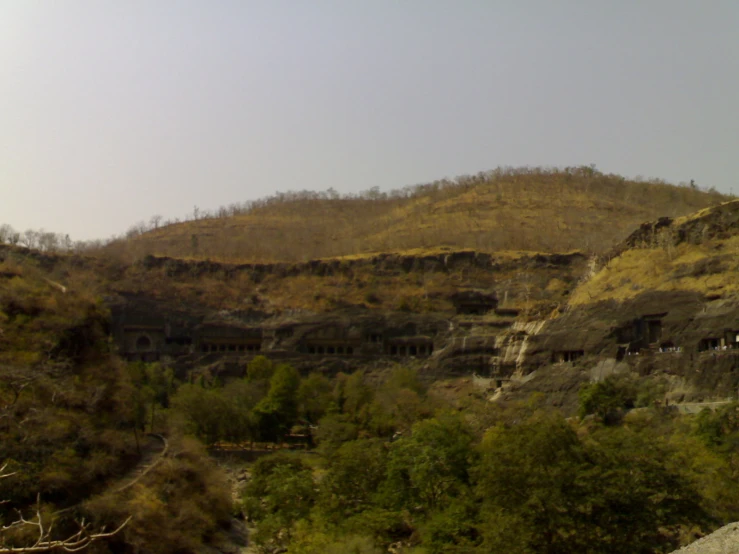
[247,355,276,382]
[243,453,316,551]
[667,416,739,523]
[287,520,382,554]
[369,369,433,437]
[694,401,739,453]
[171,383,230,445]
[385,366,426,396]
[578,374,637,424]
[383,412,475,512]
[125,362,173,449]
[338,371,374,425]
[136,362,176,432]
[418,498,481,554]
[474,410,710,554]
[220,379,262,444]
[253,364,301,442]
[319,439,388,520]
[298,372,333,424]
[314,413,358,456]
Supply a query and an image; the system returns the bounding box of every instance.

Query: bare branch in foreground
[0,466,130,552]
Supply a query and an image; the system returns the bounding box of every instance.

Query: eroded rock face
[111,286,551,383]
[616,199,739,255]
[671,522,739,554]
[136,250,587,282]
[105,249,589,379]
[111,295,448,375]
[516,202,739,408]
[619,217,674,251]
[83,223,739,408]
[497,289,739,410]
[110,265,739,409]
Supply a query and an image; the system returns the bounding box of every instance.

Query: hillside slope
[495,199,739,411]
[0,250,232,553]
[571,199,739,305]
[112,166,729,262]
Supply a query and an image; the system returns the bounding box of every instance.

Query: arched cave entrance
[136,335,152,351]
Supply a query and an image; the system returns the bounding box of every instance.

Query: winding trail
[54,433,168,516]
[673,400,733,415]
[110,433,169,494]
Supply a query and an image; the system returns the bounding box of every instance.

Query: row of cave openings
[304,344,355,356]
[131,313,739,365]
[553,322,739,364]
[136,335,194,350]
[137,335,264,355]
[552,350,584,364]
[201,343,262,353]
[134,333,435,358]
[698,334,739,352]
[302,342,435,357]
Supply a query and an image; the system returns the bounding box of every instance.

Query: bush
[578,374,637,424]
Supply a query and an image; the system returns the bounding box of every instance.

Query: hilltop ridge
[4,176,739,553]
[106,166,729,263]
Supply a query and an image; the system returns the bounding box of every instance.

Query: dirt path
[674,400,733,414]
[110,433,169,494]
[54,433,168,516]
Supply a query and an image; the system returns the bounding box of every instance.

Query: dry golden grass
[570,235,739,305]
[102,245,577,315]
[672,199,739,226]
[104,167,729,264]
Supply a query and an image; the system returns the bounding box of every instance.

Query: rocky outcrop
[614,199,739,256]
[493,288,739,411]
[671,522,739,553]
[102,247,591,380]
[0,244,66,271]
[618,216,674,252]
[109,265,739,407]
[137,250,587,282]
[12,220,739,409]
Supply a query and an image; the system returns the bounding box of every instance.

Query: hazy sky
[2,1,738,241]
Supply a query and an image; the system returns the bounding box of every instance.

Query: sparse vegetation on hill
[571,200,739,305]
[0,253,231,553]
[227,367,739,554]
[105,166,729,263]
[105,248,585,315]
[3,169,739,553]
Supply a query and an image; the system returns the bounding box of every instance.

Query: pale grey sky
[1,1,738,240]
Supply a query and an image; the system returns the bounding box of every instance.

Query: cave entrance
[552,350,584,363]
[699,338,720,352]
[136,335,152,351]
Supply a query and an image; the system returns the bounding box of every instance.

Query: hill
[570,199,739,305]
[4,178,739,553]
[110,166,729,263]
[498,199,739,410]
[0,251,232,553]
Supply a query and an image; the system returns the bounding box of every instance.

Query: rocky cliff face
[136,249,586,286]
[10,201,739,412]
[106,249,587,384]
[671,522,739,554]
[501,201,739,410]
[616,199,739,253]
[501,291,739,410]
[107,208,739,410]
